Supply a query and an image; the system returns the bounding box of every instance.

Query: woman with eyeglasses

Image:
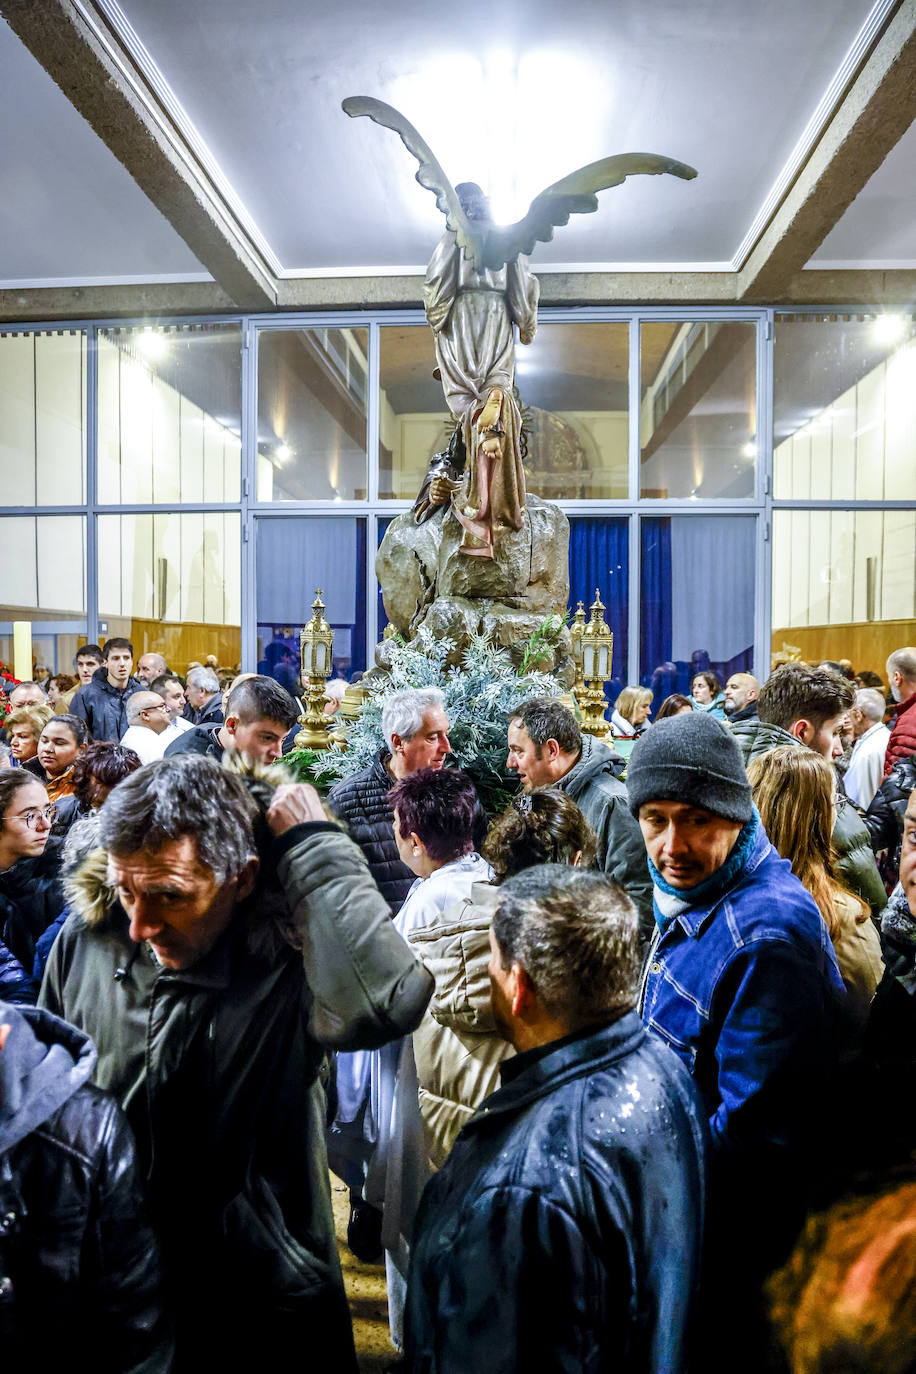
[0,772,66,1005]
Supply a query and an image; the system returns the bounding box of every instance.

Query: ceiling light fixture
[275,443,292,465]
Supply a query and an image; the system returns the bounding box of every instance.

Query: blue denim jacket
[640,824,845,1166]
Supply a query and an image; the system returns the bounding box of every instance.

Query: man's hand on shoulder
[267,783,329,835]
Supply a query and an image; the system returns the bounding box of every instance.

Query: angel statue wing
[482,153,697,271]
[342,96,697,271]
[342,96,485,268]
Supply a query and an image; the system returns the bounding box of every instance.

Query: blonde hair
[5,704,54,740]
[614,686,653,725]
[747,746,867,940]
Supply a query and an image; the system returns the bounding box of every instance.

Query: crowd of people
[2,636,916,1372]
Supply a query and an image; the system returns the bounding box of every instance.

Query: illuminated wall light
[275,443,292,465]
[137,328,169,362]
[872,314,907,345]
[742,441,757,459]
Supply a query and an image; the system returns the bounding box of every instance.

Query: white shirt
[845,721,890,810]
[120,723,170,765]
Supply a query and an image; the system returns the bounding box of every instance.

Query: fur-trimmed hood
[65,756,309,958]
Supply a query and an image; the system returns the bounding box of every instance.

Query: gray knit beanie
[626,712,752,823]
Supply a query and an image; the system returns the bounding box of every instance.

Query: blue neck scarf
[650,809,761,929]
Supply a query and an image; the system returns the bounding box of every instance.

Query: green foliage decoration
[292,622,565,814]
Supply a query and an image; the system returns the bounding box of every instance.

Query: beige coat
[831,888,884,1047]
[408,881,514,1169]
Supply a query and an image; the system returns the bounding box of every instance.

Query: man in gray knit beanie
[632,706,844,1373]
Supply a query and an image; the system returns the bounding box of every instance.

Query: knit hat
[626,713,752,823]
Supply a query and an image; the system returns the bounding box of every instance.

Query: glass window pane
[98,513,241,672]
[257,328,368,501]
[0,515,86,676]
[256,516,367,680]
[568,518,629,702]
[519,323,629,499]
[379,325,448,501]
[772,509,916,678]
[774,312,916,501]
[0,331,86,505]
[640,321,756,499]
[98,324,241,505]
[640,515,756,702]
[379,322,630,502]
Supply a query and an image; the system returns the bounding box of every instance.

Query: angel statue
[344,96,696,557]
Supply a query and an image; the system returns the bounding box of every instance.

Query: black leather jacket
[405,1012,707,1374]
[863,754,916,860]
[327,749,414,913]
[0,1003,170,1370]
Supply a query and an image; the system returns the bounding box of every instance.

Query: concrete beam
[0,280,238,323]
[738,0,916,301]
[0,0,277,310]
[4,267,916,325]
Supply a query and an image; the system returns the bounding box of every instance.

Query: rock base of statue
[375,494,574,685]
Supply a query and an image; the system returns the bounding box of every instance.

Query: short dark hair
[512,699,581,755]
[72,742,142,807]
[494,866,640,1031]
[226,675,298,729]
[389,767,482,862]
[856,670,885,691]
[656,693,693,719]
[97,755,257,883]
[151,673,185,696]
[74,644,104,666]
[758,664,855,733]
[0,770,38,818]
[102,637,134,658]
[42,713,89,748]
[483,788,597,880]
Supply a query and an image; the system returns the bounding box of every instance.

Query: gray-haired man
[327,686,451,915]
[39,754,432,1371]
[846,688,890,810]
[185,665,223,727]
[405,865,706,1374]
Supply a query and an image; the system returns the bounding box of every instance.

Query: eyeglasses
[5,806,58,830]
[141,704,170,714]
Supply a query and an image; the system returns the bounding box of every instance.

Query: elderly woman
[5,705,54,775]
[366,768,489,1352]
[0,771,66,1003]
[410,786,597,1168]
[610,686,653,737]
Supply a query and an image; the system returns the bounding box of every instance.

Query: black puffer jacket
[0,837,65,972]
[327,748,413,913]
[863,754,916,859]
[0,1002,170,1369]
[70,667,143,742]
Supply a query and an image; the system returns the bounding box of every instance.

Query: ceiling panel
[809,116,916,266]
[114,0,874,270]
[0,21,207,283]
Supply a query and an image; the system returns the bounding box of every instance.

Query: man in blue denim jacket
[630,713,845,1369]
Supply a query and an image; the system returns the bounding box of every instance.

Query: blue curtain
[641,516,754,701]
[377,518,392,635]
[568,518,629,702]
[256,516,366,679]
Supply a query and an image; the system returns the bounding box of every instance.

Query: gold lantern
[295,591,335,750]
[569,601,587,703]
[579,590,615,737]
